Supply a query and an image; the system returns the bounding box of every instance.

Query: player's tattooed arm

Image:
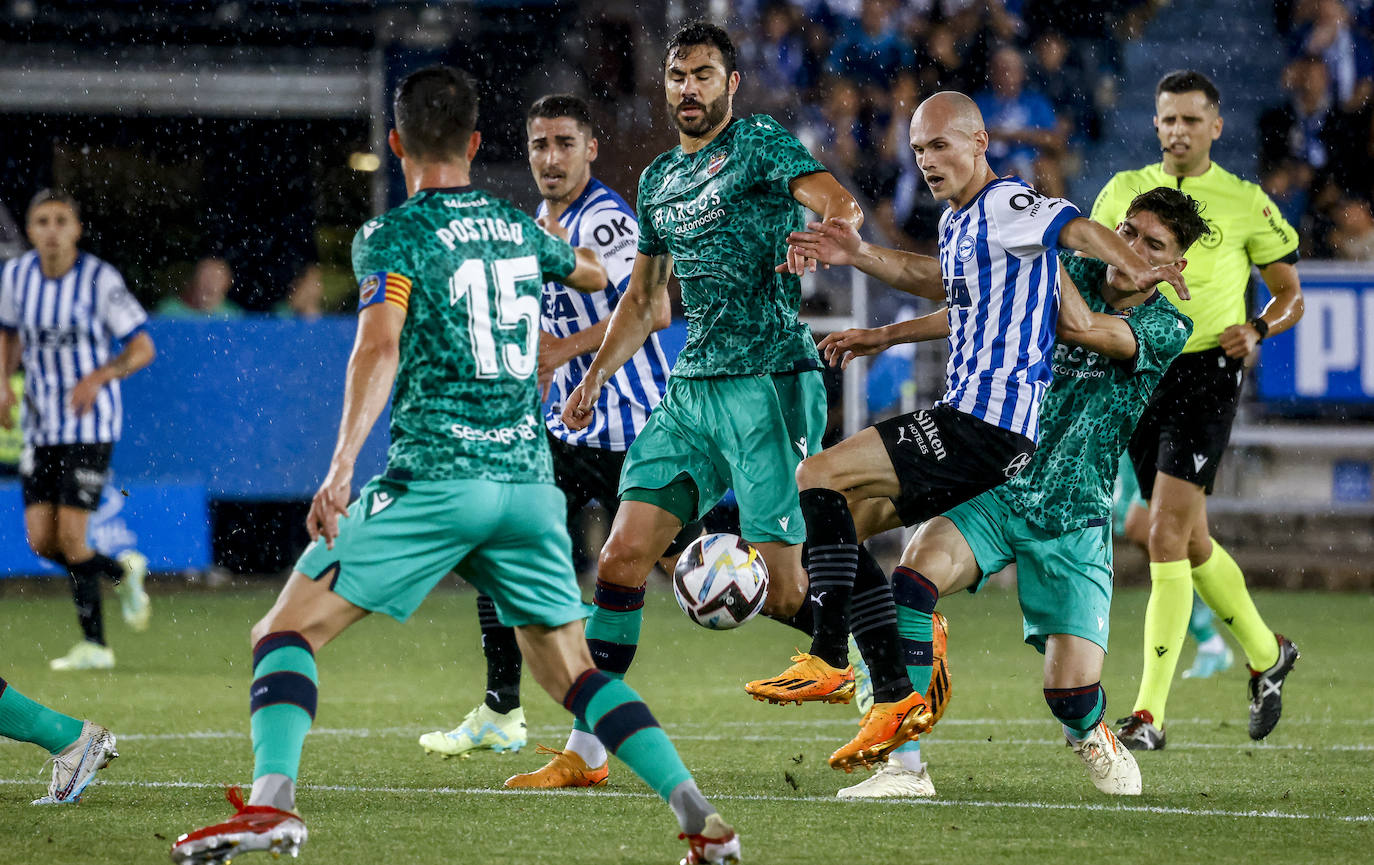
[1055,263,1139,361]
[785,172,864,274]
[309,302,404,547]
[818,310,950,369]
[782,218,943,301]
[1059,217,1191,301]
[563,252,673,430]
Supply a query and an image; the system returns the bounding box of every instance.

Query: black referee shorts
[20,443,112,511]
[1128,346,1245,498]
[874,404,1036,527]
[547,432,700,557]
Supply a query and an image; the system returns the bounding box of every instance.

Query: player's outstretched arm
[783,218,944,301]
[1055,263,1139,360]
[1058,217,1190,301]
[818,311,950,369]
[786,172,864,274]
[69,331,156,416]
[1219,261,1303,359]
[309,303,404,548]
[562,251,672,430]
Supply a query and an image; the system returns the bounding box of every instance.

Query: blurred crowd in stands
[725,0,1164,254]
[1264,0,1374,260]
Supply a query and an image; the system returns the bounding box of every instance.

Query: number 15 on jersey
[449,256,541,380]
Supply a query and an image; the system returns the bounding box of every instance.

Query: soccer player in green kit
[808,187,1206,797]
[171,66,740,865]
[514,21,863,791]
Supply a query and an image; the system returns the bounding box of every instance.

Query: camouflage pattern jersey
[993,253,1192,533]
[351,186,577,484]
[636,114,827,378]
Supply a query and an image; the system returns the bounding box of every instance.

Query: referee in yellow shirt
[1091,71,1305,750]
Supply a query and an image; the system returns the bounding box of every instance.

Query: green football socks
[249,632,318,784]
[0,677,84,754]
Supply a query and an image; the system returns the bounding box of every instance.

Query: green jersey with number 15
[351,186,576,483]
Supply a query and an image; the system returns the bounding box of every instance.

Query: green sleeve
[746,115,826,190]
[351,217,411,283]
[1059,252,1108,300]
[1245,184,1300,266]
[636,164,668,257]
[1126,301,1192,377]
[530,216,577,282]
[1089,173,1132,231]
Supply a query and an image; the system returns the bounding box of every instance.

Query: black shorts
[546,432,700,557]
[875,404,1036,527]
[1128,346,1244,498]
[20,443,112,511]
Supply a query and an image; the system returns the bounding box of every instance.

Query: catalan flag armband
[357,271,413,312]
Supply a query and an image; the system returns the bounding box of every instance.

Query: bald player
[747,91,1190,777]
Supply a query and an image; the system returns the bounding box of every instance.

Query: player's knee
[794,455,831,492]
[27,535,59,561]
[597,537,654,588]
[1146,518,1188,561]
[55,535,89,563]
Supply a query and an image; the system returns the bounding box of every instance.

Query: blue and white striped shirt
[0,251,148,445]
[539,178,672,451]
[937,177,1080,442]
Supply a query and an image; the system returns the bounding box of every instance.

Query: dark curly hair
[1126,187,1212,253]
[664,21,737,75]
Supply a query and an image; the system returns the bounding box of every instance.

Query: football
[671,533,769,630]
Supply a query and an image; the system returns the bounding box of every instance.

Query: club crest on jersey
[956,235,976,261]
[359,274,381,304]
[706,150,730,176]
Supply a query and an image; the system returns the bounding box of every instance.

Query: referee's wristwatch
[1248,317,1270,341]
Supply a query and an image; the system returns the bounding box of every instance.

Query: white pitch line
[0,777,1368,824]
[68,726,1370,753]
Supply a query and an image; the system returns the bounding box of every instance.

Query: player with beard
[509,21,863,796]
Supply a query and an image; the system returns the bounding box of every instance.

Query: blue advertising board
[0,481,210,576]
[1256,264,1374,403]
[114,318,391,499]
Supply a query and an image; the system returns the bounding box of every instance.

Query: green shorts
[944,490,1114,653]
[618,370,825,545]
[294,475,589,627]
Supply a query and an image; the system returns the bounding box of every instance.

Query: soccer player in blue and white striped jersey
[0,190,156,671]
[749,92,1189,766]
[419,95,696,769]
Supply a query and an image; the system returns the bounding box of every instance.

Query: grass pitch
[2,579,1370,865]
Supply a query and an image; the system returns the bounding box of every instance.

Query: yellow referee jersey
[1090,162,1298,353]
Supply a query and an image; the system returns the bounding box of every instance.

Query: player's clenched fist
[561,378,602,430]
[307,461,354,549]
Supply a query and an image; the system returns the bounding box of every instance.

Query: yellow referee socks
[1191,540,1280,671]
[1133,559,1192,726]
